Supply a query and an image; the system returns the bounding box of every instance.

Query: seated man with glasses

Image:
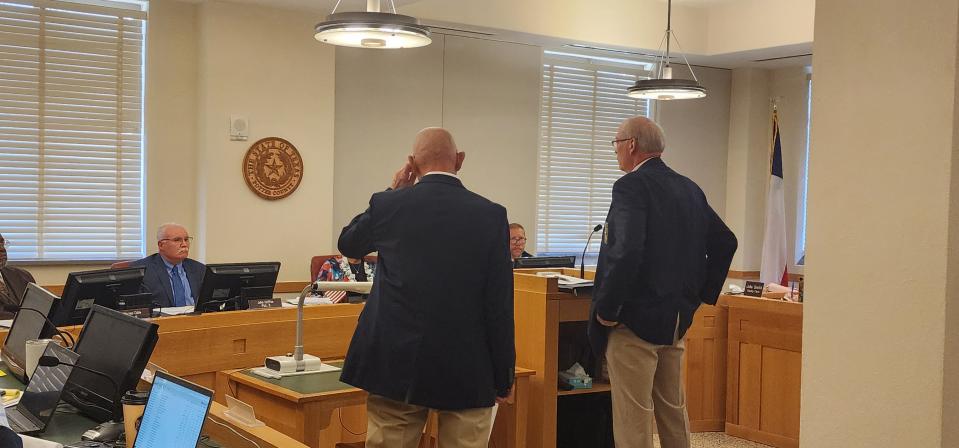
[509,223,533,267]
[0,232,37,319]
[130,223,206,308]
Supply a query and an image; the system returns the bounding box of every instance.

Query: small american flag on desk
[325,290,348,304]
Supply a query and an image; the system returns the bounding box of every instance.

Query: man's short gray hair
[156,223,183,241]
[623,117,667,153]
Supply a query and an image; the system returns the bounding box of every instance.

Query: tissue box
[558,371,593,389]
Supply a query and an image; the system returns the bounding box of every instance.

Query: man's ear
[455,151,466,172]
[407,155,421,179]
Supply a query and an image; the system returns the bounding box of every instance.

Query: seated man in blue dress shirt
[130,223,205,308]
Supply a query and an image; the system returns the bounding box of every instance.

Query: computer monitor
[51,267,147,326]
[63,305,158,422]
[1,283,59,383]
[194,262,281,313]
[133,372,213,448]
[514,256,577,269]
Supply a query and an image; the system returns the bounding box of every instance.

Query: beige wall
[658,65,732,217]
[332,39,444,243]
[25,1,733,289]
[332,34,542,251]
[441,36,542,240]
[724,68,769,272]
[706,0,815,55]
[723,66,809,273]
[802,0,959,446]
[195,1,336,281]
[403,0,814,58]
[769,66,810,275]
[403,0,708,55]
[333,38,733,256]
[29,0,337,284]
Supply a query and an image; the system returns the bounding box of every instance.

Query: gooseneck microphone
[38,355,121,408]
[2,304,75,348]
[581,224,604,279]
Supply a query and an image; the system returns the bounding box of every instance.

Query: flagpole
[760,98,789,286]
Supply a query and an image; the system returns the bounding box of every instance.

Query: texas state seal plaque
[242,137,304,200]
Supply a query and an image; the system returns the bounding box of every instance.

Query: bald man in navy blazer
[338,128,514,448]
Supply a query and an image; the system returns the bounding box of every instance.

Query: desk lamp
[263,281,372,376]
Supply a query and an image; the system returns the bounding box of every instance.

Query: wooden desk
[216,366,535,448]
[723,294,802,448]
[514,270,735,448]
[0,303,365,389]
[0,365,307,447]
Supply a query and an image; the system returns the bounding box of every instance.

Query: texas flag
[760,112,789,286]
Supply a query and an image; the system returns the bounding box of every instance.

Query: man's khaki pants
[606,325,690,448]
[365,394,494,448]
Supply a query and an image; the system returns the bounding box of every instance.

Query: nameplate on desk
[120,307,152,319]
[248,298,282,309]
[744,281,765,297]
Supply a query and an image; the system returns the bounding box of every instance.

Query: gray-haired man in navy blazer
[589,117,737,448]
[338,128,515,448]
[130,223,205,308]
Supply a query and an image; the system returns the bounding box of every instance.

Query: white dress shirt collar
[423,171,460,180]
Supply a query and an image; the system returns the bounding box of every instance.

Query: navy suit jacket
[338,174,515,410]
[589,158,737,356]
[129,253,205,308]
[0,427,22,448]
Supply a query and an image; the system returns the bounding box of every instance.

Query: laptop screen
[134,373,212,447]
[19,343,78,426]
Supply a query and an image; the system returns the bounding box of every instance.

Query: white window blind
[537,57,652,257]
[0,0,146,261]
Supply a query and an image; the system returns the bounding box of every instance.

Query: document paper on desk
[159,305,195,316]
[0,397,7,427]
[535,272,593,287]
[285,296,333,306]
[20,435,63,448]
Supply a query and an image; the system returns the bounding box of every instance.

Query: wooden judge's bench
[0,274,800,448]
[514,269,802,448]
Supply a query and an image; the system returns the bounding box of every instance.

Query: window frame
[0,0,148,263]
[535,52,655,263]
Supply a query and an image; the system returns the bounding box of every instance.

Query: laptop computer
[133,372,213,447]
[7,343,78,435]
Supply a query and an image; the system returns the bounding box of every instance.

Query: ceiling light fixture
[314,0,432,49]
[627,0,706,100]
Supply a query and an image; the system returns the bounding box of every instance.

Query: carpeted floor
[653,433,773,447]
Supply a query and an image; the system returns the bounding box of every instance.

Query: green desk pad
[0,367,235,447]
[237,361,357,395]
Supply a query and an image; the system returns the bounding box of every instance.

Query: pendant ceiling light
[627,0,706,100]
[314,0,432,49]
